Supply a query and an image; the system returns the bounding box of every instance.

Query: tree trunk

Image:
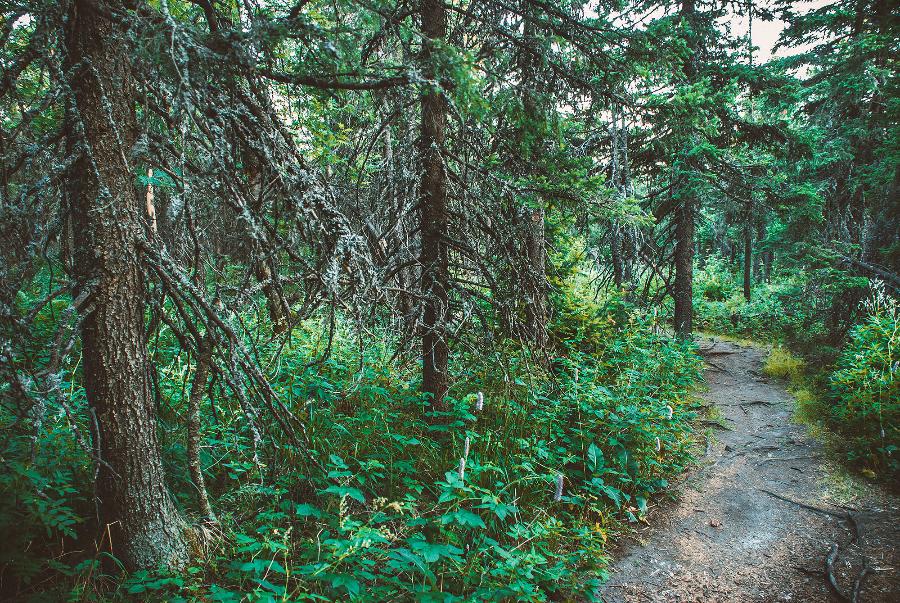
[611,224,625,287]
[64,0,188,571]
[673,0,697,338]
[519,8,548,349]
[673,194,694,337]
[245,157,286,334]
[524,206,548,348]
[419,0,450,407]
[743,225,752,301]
[188,344,216,522]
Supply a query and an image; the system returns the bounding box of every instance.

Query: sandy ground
[599,338,899,603]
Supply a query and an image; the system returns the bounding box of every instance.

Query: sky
[727,0,831,64]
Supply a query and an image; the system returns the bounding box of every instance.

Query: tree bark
[673,192,694,337]
[518,7,548,349]
[419,0,450,407]
[188,344,216,522]
[245,157,287,334]
[673,0,697,338]
[743,224,752,301]
[611,224,625,288]
[64,0,188,571]
[524,206,548,347]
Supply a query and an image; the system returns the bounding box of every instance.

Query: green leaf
[296,503,323,518]
[321,485,366,504]
[441,509,486,529]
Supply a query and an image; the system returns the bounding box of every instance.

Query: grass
[763,346,805,384]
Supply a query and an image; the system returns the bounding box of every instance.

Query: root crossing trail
[601,338,899,603]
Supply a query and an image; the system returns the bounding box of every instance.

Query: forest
[0,0,897,601]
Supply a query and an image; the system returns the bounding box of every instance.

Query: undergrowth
[1,281,703,601]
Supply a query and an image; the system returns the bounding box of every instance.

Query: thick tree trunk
[611,224,625,288]
[419,0,450,407]
[524,206,548,348]
[65,0,188,571]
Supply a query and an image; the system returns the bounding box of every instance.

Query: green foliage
[826,286,899,476]
[692,256,867,363]
[1,276,702,601]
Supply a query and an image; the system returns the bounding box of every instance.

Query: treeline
[0,0,896,599]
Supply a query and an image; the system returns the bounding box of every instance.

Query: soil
[599,337,900,603]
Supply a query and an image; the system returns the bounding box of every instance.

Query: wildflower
[554,473,564,502]
[666,405,673,420]
[464,436,471,459]
[656,437,661,452]
[475,391,484,412]
[458,457,466,481]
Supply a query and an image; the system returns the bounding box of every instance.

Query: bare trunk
[743,225,752,301]
[188,345,216,522]
[524,207,548,348]
[611,225,625,287]
[65,0,188,571]
[673,194,694,337]
[419,0,450,407]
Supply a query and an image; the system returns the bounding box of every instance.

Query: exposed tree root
[826,543,849,602]
[759,488,852,520]
[851,566,873,603]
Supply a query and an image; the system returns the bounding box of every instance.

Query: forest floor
[599,337,900,602]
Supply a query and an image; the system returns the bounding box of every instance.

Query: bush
[1,274,704,601]
[827,284,899,477]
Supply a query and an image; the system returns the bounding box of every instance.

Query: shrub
[1,274,704,601]
[827,283,899,477]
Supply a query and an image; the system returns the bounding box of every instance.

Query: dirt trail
[600,338,899,602]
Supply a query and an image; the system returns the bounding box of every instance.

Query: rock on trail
[600,338,900,603]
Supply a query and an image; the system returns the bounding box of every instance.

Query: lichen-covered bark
[64,0,188,571]
[419,0,449,407]
[519,8,548,350]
